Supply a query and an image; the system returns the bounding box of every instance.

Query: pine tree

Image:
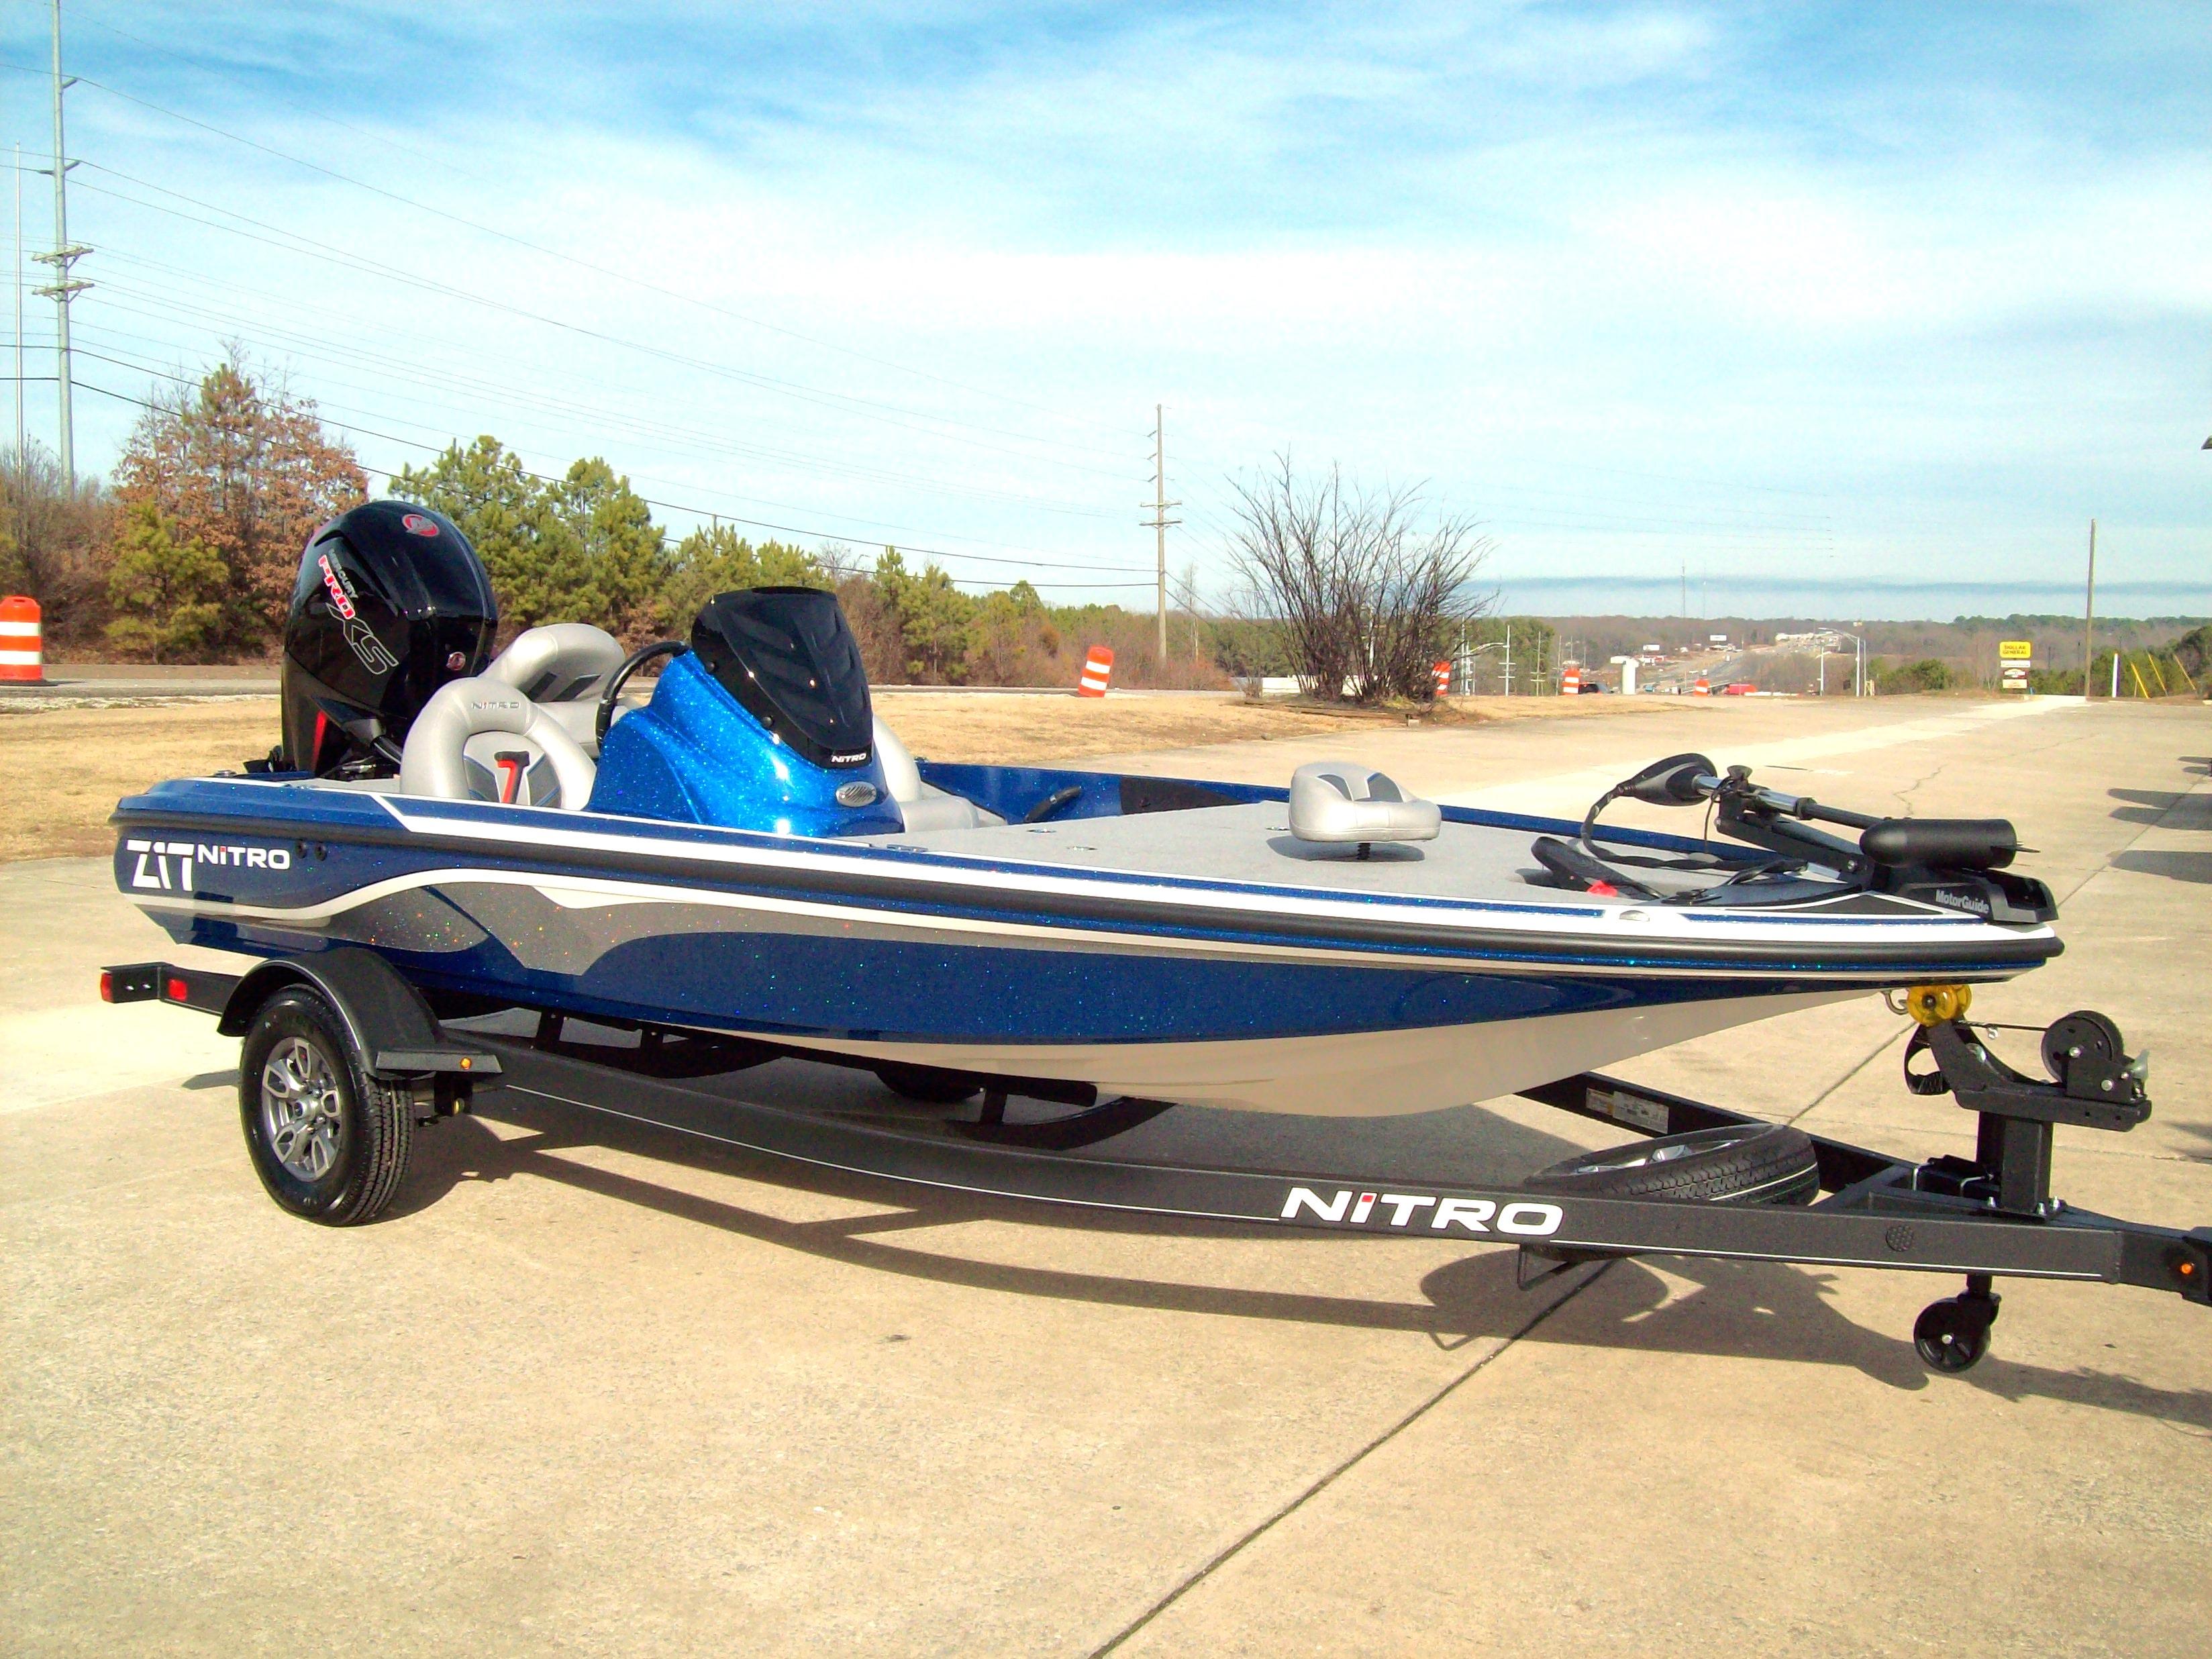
[392,437,599,631]
[103,499,229,663]
[661,526,825,635]
[550,458,668,644]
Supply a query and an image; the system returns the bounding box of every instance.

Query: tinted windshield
[691,588,873,769]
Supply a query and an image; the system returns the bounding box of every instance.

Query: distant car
[1723,683,1755,695]
[1580,681,1608,694]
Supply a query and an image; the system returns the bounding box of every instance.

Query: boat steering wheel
[597,640,689,744]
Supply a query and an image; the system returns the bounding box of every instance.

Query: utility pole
[13,142,23,460]
[31,0,91,489]
[1143,404,1180,659]
[2080,518,2097,699]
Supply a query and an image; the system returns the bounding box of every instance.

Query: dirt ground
[0,690,1657,862]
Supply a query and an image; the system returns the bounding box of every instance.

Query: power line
[72,313,1145,574]
[58,3,489,185]
[1175,440,1836,533]
[62,365,1156,589]
[77,281,1129,521]
[63,160,1148,484]
[72,334,1138,570]
[0,54,1140,452]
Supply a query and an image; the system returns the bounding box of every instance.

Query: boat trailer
[103,950,2209,1375]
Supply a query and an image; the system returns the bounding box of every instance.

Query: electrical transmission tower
[30,0,91,487]
[1143,404,1180,657]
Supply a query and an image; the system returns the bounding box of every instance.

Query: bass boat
[113,501,2062,1118]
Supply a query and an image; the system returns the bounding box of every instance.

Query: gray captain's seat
[399,676,598,808]
[397,623,623,807]
[872,715,1003,832]
[481,623,627,756]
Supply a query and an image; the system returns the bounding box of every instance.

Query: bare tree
[1,440,113,645]
[1225,454,1493,701]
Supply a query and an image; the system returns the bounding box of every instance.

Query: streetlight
[1831,631,1868,697]
[1462,640,1505,695]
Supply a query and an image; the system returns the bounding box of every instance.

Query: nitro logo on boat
[126,838,291,892]
[1279,1187,1564,1236]
[401,513,440,537]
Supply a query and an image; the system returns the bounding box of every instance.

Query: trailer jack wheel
[1914,1275,2001,1373]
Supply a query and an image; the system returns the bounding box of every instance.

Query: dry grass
[0,689,1652,862]
[1,700,285,860]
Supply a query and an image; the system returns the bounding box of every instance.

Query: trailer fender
[217,948,503,1085]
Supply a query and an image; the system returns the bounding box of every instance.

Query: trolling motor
[1535,752,2058,921]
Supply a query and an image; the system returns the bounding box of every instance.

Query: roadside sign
[1999,640,2031,693]
[1999,640,2032,660]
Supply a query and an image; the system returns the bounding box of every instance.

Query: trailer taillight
[166,976,190,1003]
[99,970,114,1003]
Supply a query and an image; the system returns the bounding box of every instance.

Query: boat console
[585,589,1003,836]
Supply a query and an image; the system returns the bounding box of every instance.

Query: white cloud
[7,1,2207,612]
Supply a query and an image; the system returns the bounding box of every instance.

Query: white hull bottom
[766,990,1862,1117]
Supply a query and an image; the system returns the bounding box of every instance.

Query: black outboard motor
[277,500,498,775]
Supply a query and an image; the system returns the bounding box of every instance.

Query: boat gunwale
[112,774,2063,981]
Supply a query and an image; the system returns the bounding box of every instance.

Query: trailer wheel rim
[260,1036,343,1181]
[1552,1139,1700,1176]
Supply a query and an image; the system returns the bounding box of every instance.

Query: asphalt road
[3,694,2207,1657]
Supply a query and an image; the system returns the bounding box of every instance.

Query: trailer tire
[1525,1123,1818,1205]
[873,1063,983,1105]
[239,987,413,1225]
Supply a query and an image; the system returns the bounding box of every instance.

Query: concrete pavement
[3,694,2207,1656]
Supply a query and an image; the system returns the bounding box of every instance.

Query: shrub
[1874,658,1954,694]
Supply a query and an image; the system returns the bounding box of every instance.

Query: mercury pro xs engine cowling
[277,501,498,776]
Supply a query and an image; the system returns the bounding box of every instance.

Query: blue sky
[4,1,2207,618]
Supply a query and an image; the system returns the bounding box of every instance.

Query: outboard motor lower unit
[279,500,498,775]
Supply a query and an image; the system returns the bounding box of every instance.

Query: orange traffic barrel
[1693,675,1710,696]
[1077,644,1114,697]
[0,596,42,683]
[1431,660,1451,696]
[1561,664,1580,696]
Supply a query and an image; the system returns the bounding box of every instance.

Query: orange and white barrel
[1432,660,1451,696]
[1076,644,1114,697]
[1561,664,1580,696]
[1693,675,1710,697]
[0,596,42,683]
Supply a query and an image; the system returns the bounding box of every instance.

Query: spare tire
[1525,1123,1818,1206]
